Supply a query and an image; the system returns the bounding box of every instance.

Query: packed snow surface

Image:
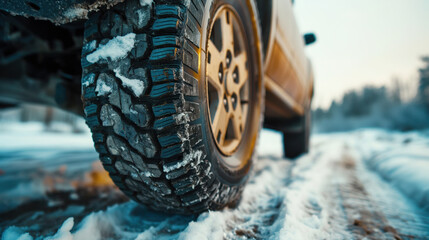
[1,126,429,239]
[86,33,136,63]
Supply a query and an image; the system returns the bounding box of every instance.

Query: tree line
[312,56,429,132]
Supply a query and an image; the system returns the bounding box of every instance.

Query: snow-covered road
[1,124,429,239]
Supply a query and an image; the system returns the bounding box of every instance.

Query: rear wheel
[81,0,263,214]
[283,111,310,159]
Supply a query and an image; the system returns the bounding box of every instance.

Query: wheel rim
[206,6,250,156]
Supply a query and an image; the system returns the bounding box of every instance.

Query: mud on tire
[81,0,263,214]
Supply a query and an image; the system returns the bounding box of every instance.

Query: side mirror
[304,33,316,46]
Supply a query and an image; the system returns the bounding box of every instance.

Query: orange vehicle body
[262,0,314,123]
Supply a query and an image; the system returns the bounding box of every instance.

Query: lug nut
[231,93,238,110]
[226,51,232,68]
[233,67,239,83]
[223,97,229,112]
[218,63,224,83]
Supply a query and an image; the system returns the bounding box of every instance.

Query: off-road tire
[283,111,310,159]
[81,0,263,213]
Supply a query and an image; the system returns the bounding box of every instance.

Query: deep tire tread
[81,0,247,214]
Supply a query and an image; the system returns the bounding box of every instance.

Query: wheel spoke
[212,102,229,145]
[231,98,243,137]
[207,39,224,91]
[220,10,234,53]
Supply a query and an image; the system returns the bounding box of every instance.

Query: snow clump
[95,79,112,96]
[140,0,153,6]
[114,68,145,97]
[86,33,136,63]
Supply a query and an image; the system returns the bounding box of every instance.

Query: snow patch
[95,79,112,96]
[136,10,148,27]
[352,130,429,211]
[130,164,154,178]
[130,108,138,115]
[179,212,226,240]
[174,113,190,124]
[136,0,152,27]
[86,33,136,63]
[45,217,74,240]
[140,0,153,6]
[82,72,95,87]
[114,68,145,97]
[64,7,88,19]
[135,227,156,240]
[163,150,203,173]
[140,170,156,178]
[258,129,283,157]
[2,227,33,240]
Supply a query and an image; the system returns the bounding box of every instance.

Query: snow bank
[0,121,88,134]
[0,122,92,150]
[1,201,195,240]
[354,130,429,211]
[3,204,130,240]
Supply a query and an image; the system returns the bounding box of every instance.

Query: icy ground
[1,123,429,240]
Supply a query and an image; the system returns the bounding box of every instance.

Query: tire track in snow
[335,143,429,240]
[178,157,293,240]
[179,140,354,240]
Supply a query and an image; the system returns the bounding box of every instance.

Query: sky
[293,0,429,108]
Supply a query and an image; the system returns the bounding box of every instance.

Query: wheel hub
[206,6,249,156]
